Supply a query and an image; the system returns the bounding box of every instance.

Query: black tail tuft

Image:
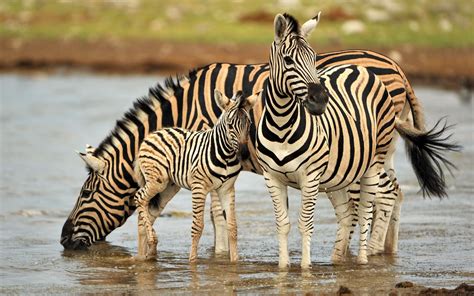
[398,118,462,198]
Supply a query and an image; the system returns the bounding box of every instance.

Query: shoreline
[1,38,473,89]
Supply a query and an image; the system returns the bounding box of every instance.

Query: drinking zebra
[62,38,434,254]
[133,90,258,261]
[255,13,460,267]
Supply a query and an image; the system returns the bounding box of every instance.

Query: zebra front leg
[299,179,320,269]
[368,171,398,255]
[217,182,239,262]
[263,172,290,269]
[189,188,208,262]
[327,189,355,264]
[357,166,379,264]
[210,190,229,255]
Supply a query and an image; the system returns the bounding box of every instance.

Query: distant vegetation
[1,0,473,47]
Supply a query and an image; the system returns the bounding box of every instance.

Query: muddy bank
[1,38,473,89]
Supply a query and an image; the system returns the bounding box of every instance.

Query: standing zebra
[133,90,258,261]
[62,46,433,254]
[255,13,459,267]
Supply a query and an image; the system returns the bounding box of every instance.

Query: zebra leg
[189,188,208,262]
[357,165,379,264]
[263,171,290,269]
[299,179,320,269]
[141,184,181,257]
[327,189,355,264]
[217,182,239,262]
[134,181,167,259]
[368,171,398,255]
[381,136,402,254]
[384,187,403,254]
[210,190,229,255]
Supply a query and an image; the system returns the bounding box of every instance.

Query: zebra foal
[133,90,258,261]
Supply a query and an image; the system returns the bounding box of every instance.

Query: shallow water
[0,72,473,294]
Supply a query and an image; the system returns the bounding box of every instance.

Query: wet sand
[0,73,473,294]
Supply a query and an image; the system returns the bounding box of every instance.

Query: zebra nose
[305,83,329,116]
[60,218,75,248]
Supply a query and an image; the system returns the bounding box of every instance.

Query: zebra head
[270,12,329,116]
[215,89,260,152]
[61,146,135,250]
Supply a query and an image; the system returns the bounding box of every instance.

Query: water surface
[0,73,472,294]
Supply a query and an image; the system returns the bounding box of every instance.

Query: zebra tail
[395,117,462,198]
[398,63,426,131]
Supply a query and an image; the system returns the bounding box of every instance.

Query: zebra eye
[81,190,92,198]
[283,56,294,65]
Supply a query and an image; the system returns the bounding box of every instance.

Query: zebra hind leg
[134,180,167,260]
[328,189,355,264]
[368,170,398,255]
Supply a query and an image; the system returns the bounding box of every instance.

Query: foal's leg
[210,190,229,254]
[135,179,167,259]
[189,186,209,262]
[137,184,181,257]
[217,181,238,262]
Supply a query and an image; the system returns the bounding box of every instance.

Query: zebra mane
[282,13,300,35]
[93,73,189,159]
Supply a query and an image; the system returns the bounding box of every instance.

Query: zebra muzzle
[304,83,329,116]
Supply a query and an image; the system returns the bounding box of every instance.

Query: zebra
[255,13,460,267]
[61,49,430,253]
[132,90,258,261]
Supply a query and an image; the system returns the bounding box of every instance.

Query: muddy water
[0,73,472,294]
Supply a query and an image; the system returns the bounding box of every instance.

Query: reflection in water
[60,240,403,294]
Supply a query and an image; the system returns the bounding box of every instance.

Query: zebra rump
[395,118,462,198]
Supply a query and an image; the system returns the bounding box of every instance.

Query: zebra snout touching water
[133,89,259,262]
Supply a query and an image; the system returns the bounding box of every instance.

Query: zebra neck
[262,81,306,136]
[209,123,239,163]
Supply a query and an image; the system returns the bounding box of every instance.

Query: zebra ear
[301,11,321,38]
[214,89,231,111]
[77,151,105,173]
[85,144,96,154]
[243,90,261,110]
[274,14,287,44]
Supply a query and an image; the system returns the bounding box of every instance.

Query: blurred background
[1,0,473,88]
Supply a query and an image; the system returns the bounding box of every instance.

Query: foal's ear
[243,90,262,111]
[274,14,287,44]
[215,89,231,111]
[301,11,321,38]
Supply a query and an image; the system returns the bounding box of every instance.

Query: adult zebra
[255,13,459,267]
[61,33,427,252]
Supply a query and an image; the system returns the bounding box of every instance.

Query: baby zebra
[133,89,259,262]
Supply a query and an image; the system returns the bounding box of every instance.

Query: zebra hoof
[278,260,290,270]
[357,255,368,265]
